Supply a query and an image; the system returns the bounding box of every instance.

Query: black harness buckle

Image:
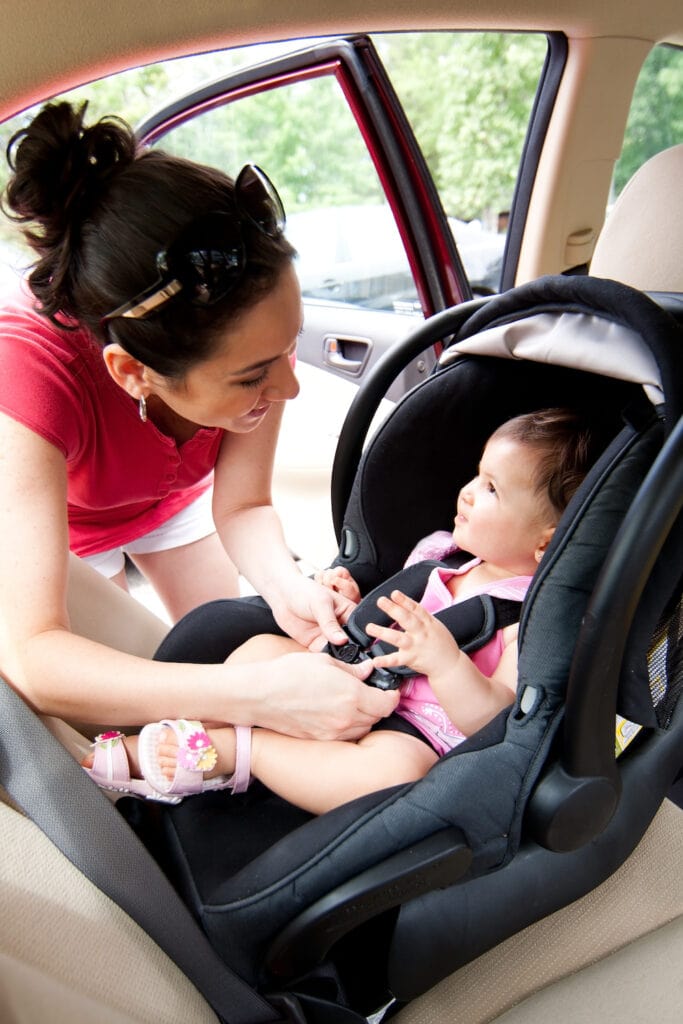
[325,636,404,690]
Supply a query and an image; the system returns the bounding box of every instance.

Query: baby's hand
[366,589,461,680]
[314,566,362,605]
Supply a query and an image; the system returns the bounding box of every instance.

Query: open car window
[139,33,550,311]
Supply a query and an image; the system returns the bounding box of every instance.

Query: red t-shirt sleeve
[0,292,90,461]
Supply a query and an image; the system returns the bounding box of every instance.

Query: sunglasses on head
[101,164,286,325]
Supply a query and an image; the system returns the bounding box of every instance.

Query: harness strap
[326,559,523,690]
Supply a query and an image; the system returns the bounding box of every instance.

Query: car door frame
[137,34,470,322]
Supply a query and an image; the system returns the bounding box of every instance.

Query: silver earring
[138,394,148,422]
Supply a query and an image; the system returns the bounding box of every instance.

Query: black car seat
[390,144,683,1024]
[139,274,683,1022]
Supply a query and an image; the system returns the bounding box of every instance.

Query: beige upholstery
[393,799,683,1024]
[0,796,217,1024]
[67,552,168,659]
[490,916,683,1024]
[590,144,683,292]
[37,554,170,755]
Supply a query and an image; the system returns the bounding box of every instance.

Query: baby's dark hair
[3,100,295,377]
[491,408,601,521]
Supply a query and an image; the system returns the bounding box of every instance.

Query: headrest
[590,144,683,292]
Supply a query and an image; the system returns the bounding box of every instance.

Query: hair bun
[5,100,136,239]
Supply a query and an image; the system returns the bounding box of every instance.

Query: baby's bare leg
[225,633,306,665]
[249,728,438,814]
[155,725,438,812]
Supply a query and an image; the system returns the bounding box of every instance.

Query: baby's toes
[159,757,178,780]
[157,729,179,780]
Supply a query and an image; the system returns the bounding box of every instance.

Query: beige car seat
[0,556,217,1023]
[590,143,683,293]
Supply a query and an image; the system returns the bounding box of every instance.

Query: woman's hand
[270,574,359,650]
[258,651,399,740]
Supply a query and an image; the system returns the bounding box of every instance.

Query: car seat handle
[264,826,472,980]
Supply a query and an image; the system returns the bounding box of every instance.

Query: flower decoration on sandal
[138,719,251,799]
[177,725,218,773]
[93,729,125,747]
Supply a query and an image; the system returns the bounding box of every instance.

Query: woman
[0,100,398,744]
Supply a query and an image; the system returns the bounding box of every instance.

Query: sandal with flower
[137,719,252,800]
[84,730,182,803]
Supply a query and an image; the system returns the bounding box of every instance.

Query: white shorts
[81,487,216,579]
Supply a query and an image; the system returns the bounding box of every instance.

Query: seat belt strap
[0,677,282,1024]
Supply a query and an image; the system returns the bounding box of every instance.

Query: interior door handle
[323,335,371,375]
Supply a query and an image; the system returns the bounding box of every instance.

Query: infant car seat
[138,274,683,1022]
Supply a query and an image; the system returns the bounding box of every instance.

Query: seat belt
[0,676,284,1024]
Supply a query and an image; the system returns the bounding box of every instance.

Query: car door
[136,34,542,569]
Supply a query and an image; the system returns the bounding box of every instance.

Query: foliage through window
[614,43,683,199]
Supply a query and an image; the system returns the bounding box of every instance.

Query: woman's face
[147,263,302,434]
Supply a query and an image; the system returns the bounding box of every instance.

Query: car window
[153,32,548,306]
[613,43,683,200]
[377,32,548,296]
[0,32,549,308]
[153,74,418,314]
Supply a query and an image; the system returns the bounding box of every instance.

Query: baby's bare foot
[156,725,235,781]
[156,728,180,781]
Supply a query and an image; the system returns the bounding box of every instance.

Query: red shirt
[0,286,222,555]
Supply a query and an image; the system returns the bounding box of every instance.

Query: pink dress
[394,532,532,755]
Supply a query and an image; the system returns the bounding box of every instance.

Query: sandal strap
[88,730,181,803]
[90,730,129,783]
[229,726,252,794]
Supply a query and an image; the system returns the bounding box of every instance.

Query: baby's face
[452,437,554,575]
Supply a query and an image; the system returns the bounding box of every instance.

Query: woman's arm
[0,413,396,735]
[211,409,355,648]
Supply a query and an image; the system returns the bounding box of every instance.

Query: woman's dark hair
[491,407,602,521]
[3,100,296,377]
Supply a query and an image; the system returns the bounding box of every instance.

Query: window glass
[613,44,683,200]
[377,32,548,294]
[154,78,415,313]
